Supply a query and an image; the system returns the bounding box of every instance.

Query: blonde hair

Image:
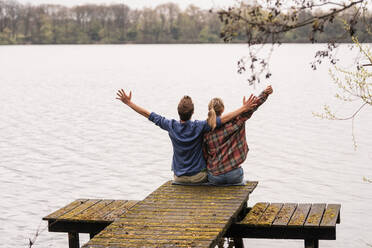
[207,98,224,130]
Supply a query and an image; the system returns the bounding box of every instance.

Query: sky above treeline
[15,0,237,9]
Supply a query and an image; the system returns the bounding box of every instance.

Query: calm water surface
[0,44,371,247]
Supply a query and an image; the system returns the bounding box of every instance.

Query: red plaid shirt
[203,91,269,176]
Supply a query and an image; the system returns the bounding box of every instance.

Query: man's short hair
[178,96,194,121]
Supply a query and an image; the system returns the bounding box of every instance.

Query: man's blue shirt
[148,112,221,177]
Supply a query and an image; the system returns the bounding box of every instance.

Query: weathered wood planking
[304,204,326,227]
[91,200,129,221]
[77,200,115,221]
[83,180,258,248]
[257,203,283,226]
[43,200,140,223]
[240,202,269,225]
[227,202,341,242]
[272,203,297,227]
[58,200,102,220]
[288,203,312,227]
[43,199,89,220]
[102,201,138,221]
[320,204,341,227]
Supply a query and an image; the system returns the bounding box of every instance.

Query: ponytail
[207,98,224,131]
[207,108,217,130]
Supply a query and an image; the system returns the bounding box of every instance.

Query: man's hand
[116,89,150,118]
[116,89,132,105]
[242,94,258,111]
[264,85,273,95]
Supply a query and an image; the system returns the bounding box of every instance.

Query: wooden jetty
[43,181,341,248]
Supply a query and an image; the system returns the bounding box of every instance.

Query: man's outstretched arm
[116,89,150,118]
[220,94,258,124]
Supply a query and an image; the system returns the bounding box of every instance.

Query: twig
[333,102,368,120]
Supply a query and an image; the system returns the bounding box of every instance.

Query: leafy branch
[217,0,370,83]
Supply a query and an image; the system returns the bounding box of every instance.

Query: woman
[203,86,273,185]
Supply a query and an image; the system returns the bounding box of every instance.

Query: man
[116,89,258,183]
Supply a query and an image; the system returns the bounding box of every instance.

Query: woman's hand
[116,89,132,105]
[264,85,273,95]
[242,94,258,111]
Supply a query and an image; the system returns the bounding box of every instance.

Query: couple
[116,85,273,185]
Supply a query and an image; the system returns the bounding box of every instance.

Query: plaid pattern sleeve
[239,91,268,123]
[203,90,269,176]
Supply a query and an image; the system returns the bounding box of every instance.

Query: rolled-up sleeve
[148,112,171,131]
[216,117,222,128]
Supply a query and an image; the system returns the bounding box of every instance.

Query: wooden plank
[136,202,241,209]
[75,200,115,221]
[320,204,341,227]
[83,180,254,247]
[59,200,101,220]
[272,203,297,227]
[43,199,88,220]
[288,203,311,227]
[96,231,218,240]
[126,208,234,216]
[84,237,211,247]
[105,224,223,233]
[89,200,128,221]
[103,200,138,221]
[304,204,326,227]
[240,202,269,225]
[100,228,220,237]
[256,203,283,226]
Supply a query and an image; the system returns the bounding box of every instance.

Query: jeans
[207,167,244,185]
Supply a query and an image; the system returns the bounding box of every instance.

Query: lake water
[0,44,371,248]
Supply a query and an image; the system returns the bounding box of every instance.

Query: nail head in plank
[272,203,298,227]
[320,204,341,227]
[257,203,283,226]
[304,203,326,227]
[288,203,311,227]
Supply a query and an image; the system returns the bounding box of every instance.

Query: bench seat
[226,202,341,248]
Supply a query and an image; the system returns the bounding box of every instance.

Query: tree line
[0,0,371,45]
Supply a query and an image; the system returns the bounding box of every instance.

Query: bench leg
[233,237,244,248]
[305,239,319,248]
[68,232,79,248]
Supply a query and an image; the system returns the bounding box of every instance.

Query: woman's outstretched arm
[220,94,258,124]
[241,85,273,120]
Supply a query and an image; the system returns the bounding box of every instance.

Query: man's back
[149,112,221,176]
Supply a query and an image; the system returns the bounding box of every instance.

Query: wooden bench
[43,199,139,248]
[226,202,341,248]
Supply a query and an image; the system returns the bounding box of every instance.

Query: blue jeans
[208,167,244,185]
